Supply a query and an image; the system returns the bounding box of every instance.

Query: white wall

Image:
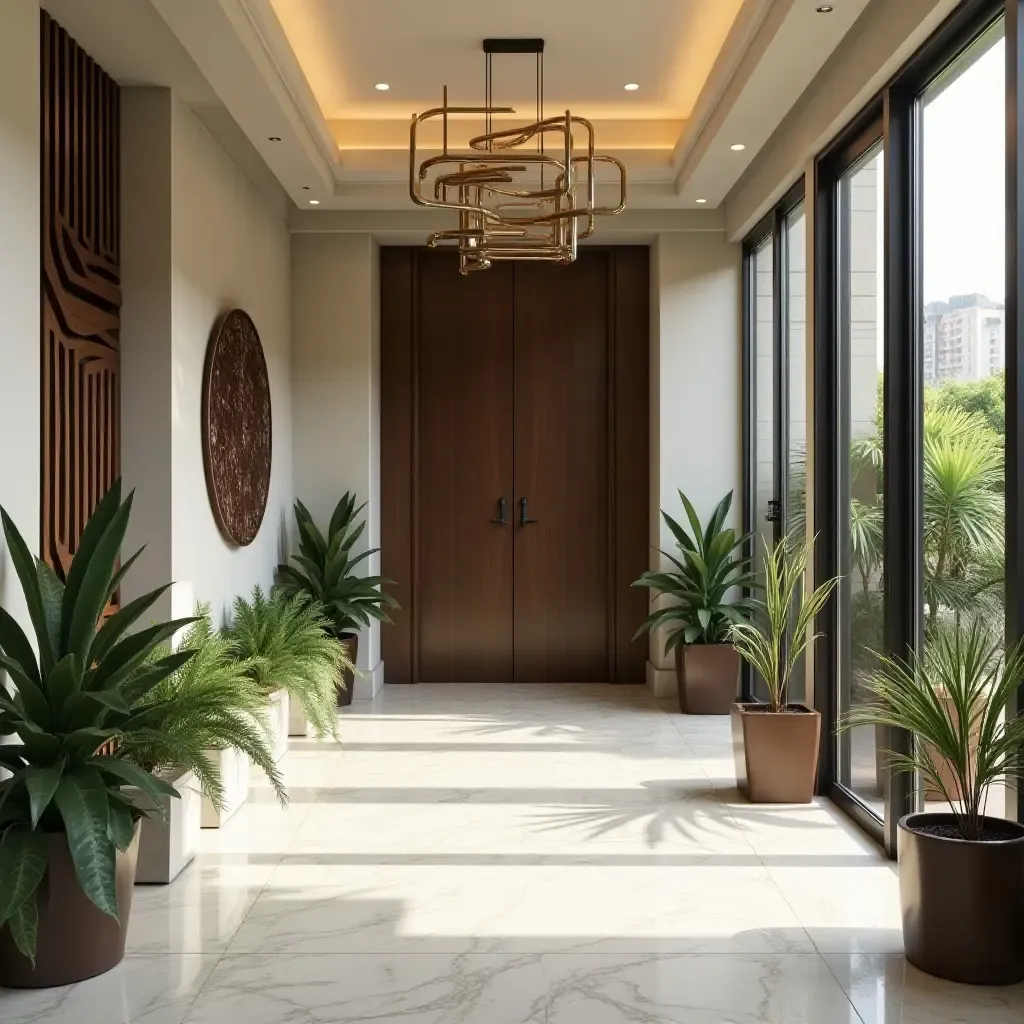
[0,0,40,641]
[290,233,383,693]
[647,232,743,694]
[120,89,292,626]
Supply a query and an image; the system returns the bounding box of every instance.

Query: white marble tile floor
[3,683,1023,1022]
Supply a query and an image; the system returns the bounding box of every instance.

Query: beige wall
[647,232,743,694]
[290,232,383,694]
[0,0,40,643]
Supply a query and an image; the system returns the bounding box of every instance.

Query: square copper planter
[731,702,820,803]
[675,643,740,715]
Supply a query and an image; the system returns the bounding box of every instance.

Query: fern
[119,607,286,809]
[226,586,349,741]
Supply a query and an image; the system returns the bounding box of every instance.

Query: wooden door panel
[416,254,515,681]
[512,254,611,682]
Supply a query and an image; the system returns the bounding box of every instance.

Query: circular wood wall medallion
[201,309,272,547]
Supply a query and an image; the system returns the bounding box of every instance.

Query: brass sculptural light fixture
[409,38,626,273]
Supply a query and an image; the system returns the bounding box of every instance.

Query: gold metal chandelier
[409,39,626,273]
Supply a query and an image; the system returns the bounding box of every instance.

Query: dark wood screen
[41,12,121,578]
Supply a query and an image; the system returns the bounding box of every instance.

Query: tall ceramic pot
[675,643,740,715]
[898,812,1024,984]
[0,826,141,988]
[731,701,820,803]
[337,632,358,707]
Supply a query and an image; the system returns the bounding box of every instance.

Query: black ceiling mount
[482,38,545,54]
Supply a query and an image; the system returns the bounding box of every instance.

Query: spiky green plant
[842,621,1024,841]
[277,493,399,640]
[729,535,840,712]
[226,587,348,740]
[118,606,286,808]
[0,481,198,963]
[633,490,760,654]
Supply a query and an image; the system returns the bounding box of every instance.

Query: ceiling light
[624,83,639,91]
[816,4,835,11]
[696,198,708,204]
[730,143,746,151]
[268,136,282,142]
[302,186,311,190]
[374,82,390,91]
[308,199,320,205]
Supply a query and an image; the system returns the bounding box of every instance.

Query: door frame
[380,246,650,684]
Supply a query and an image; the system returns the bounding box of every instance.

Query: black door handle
[490,497,507,525]
[519,497,538,526]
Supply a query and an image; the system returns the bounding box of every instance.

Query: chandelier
[409,38,626,273]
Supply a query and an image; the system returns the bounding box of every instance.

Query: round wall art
[201,308,272,546]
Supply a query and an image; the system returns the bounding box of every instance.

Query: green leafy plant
[841,621,1024,841]
[633,490,759,654]
[277,493,399,640]
[0,481,198,963]
[226,587,350,740]
[118,606,286,808]
[729,535,840,712]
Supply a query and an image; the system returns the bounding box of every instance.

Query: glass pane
[838,145,885,816]
[752,237,775,701]
[786,204,808,703]
[921,23,1007,818]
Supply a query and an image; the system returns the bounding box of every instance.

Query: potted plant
[277,493,398,706]
[0,482,198,987]
[841,621,1024,985]
[120,608,286,875]
[729,534,839,802]
[226,586,349,743]
[633,490,759,714]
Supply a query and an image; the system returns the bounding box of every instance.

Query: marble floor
[4,683,1024,1022]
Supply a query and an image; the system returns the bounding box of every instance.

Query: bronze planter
[675,643,740,715]
[898,812,1024,985]
[731,702,820,803]
[0,826,140,988]
[337,632,358,707]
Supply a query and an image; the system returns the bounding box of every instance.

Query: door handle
[490,497,507,525]
[519,497,538,526]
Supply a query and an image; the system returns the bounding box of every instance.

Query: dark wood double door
[381,247,649,684]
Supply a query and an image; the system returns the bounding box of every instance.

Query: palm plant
[226,587,349,739]
[118,607,286,808]
[277,493,399,640]
[842,621,1024,841]
[633,490,760,655]
[729,535,840,712]
[0,481,197,962]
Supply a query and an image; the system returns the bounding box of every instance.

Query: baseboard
[646,660,676,699]
[354,659,384,699]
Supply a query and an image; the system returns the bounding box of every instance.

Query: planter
[268,689,290,762]
[289,695,312,737]
[201,745,251,828]
[675,643,740,715]
[898,812,1024,985]
[131,769,201,884]
[0,826,140,988]
[731,701,820,803]
[337,633,358,707]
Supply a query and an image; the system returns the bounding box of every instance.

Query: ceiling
[42,0,875,221]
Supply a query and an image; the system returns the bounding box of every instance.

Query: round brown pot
[675,643,740,715]
[337,632,358,707]
[731,701,820,803]
[0,826,140,988]
[898,812,1024,985]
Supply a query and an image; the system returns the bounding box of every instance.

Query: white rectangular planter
[268,688,290,762]
[201,745,251,828]
[130,769,201,884]
[288,695,311,737]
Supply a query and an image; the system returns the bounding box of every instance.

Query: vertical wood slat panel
[41,11,121,587]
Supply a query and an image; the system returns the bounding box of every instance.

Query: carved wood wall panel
[41,12,121,580]
[201,310,273,547]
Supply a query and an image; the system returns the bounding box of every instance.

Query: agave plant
[842,620,1024,841]
[0,481,197,962]
[633,490,760,655]
[277,493,399,640]
[226,587,349,740]
[729,535,840,712]
[118,606,286,808]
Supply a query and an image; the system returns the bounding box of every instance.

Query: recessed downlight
[730,143,746,152]
[374,82,390,91]
[308,199,320,205]
[816,4,835,12]
[268,136,282,142]
[696,198,708,204]
[302,186,311,190]
[623,82,640,91]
